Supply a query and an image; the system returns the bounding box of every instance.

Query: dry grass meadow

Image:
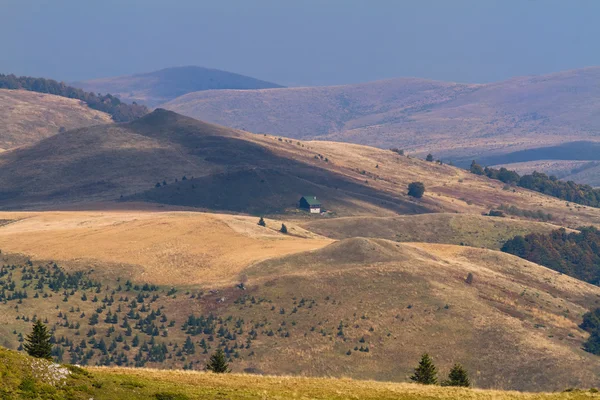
[86,367,600,399]
[0,210,331,286]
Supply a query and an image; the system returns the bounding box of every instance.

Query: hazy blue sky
[2,0,599,86]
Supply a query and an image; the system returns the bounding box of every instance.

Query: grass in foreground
[1,346,599,399]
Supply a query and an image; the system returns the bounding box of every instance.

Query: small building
[299,195,321,214]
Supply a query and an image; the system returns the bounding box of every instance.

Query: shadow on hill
[123,110,431,215]
[0,109,431,215]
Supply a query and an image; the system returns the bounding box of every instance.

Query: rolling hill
[4,110,600,390]
[162,67,600,184]
[1,229,600,390]
[0,89,112,150]
[3,109,600,228]
[74,66,283,107]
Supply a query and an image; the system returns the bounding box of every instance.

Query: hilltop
[74,66,284,107]
[0,109,426,215]
[0,89,112,150]
[162,67,600,184]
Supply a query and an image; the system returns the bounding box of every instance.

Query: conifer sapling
[206,348,231,373]
[443,363,471,387]
[410,353,438,385]
[24,320,53,360]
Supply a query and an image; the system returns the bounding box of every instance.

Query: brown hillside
[163,67,600,163]
[1,213,600,391]
[0,89,111,150]
[233,238,600,390]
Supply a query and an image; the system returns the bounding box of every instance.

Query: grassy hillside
[0,346,596,399]
[1,231,600,391]
[74,66,283,107]
[302,213,569,249]
[0,89,112,150]
[162,67,600,181]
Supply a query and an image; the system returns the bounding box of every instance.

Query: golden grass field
[1,344,598,400]
[87,366,600,399]
[0,89,111,150]
[0,210,331,286]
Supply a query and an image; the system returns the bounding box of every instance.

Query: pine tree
[280,224,288,234]
[24,320,53,360]
[410,353,437,385]
[258,217,266,227]
[443,363,471,387]
[206,348,230,373]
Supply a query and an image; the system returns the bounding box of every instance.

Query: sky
[1,0,599,86]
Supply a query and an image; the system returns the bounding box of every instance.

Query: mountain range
[157,67,600,184]
[73,66,283,107]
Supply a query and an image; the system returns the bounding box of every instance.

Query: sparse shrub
[258,217,266,227]
[465,273,474,285]
[410,353,437,385]
[488,210,504,217]
[408,182,425,198]
[390,148,404,155]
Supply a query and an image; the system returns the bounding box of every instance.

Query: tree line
[501,226,600,285]
[470,161,600,208]
[0,73,148,122]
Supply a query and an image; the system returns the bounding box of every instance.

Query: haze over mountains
[73,66,283,107]
[159,67,600,185]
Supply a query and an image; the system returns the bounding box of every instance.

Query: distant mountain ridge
[74,66,284,107]
[162,67,600,168]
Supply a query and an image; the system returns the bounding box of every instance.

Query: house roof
[301,196,321,206]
